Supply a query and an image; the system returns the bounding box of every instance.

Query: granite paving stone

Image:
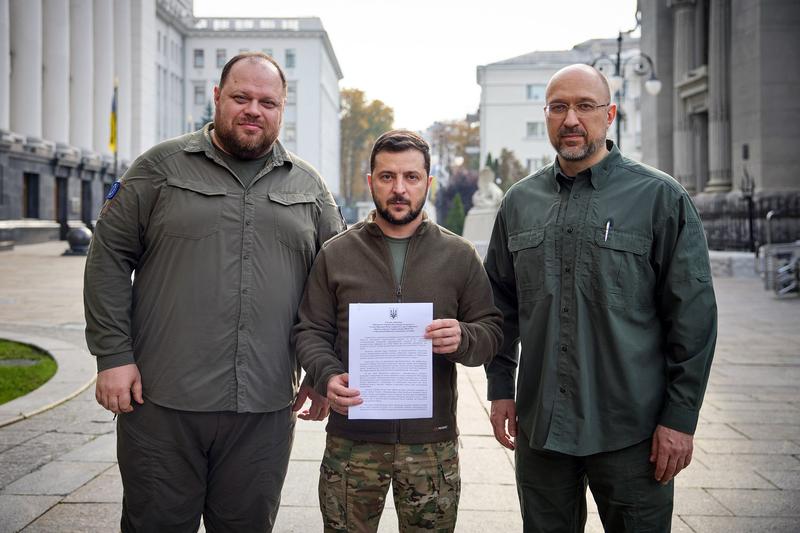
[0,495,60,533]
[682,516,800,532]
[695,439,800,455]
[62,466,122,503]
[675,467,774,490]
[3,461,113,496]
[706,489,800,517]
[20,502,121,533]
[57,433,116,463]
[673,487,733,516]
[756,470,800,490]
[0,432,93,465]
[732,423,800,440]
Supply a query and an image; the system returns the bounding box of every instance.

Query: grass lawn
[0,339,57,405]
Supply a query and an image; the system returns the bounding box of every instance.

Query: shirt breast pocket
[508,227,546,302]
[163,179,226,240]
[588,228,652,307]
[268,191,317,252]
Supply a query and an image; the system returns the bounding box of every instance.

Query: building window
[194,84,205,105]
[282,122,296,143]
[216,48,226,68]
[287,81,297,104]
[526,121,545,138]
[526,84,546,101]
[285,49,296,69]
[23,173,40,219]
[193,49,204,68]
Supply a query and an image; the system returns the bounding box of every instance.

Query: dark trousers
[117,401,295,533]
[515,429,673,533]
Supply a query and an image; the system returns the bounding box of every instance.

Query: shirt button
[566,227,573,234]
[562,307,568,313]
[242,288,248,294]
[565,266,571,273]
[560,386,567,394]
[560,345,567,352]
[574,194,580,199]
[244,255,250,260]
[245,220,251,226]
[239,324,245,330]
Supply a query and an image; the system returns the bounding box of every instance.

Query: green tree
[340,88,394,205]
[200,102,214,127]
[444,193,465,236]
[496,148,526,191]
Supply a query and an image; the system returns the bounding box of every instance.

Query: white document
[348,302,433,420]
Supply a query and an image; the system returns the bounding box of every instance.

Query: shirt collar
[551,139,621,191]
[183,122,293,169]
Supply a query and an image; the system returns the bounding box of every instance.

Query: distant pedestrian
[293,130,503,532]
[84,52,344,532]
[484,64,717,532]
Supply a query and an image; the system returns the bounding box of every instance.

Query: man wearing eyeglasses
[484,64,717,532]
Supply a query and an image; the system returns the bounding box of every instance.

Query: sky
[193,0,640,131]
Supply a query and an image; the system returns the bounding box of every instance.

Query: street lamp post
[590,31,662,150]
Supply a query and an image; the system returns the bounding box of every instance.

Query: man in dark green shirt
[85,53,344,532]
[484,64,717,532]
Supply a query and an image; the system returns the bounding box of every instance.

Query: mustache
[387,195,410,205]
[559,126,587,137]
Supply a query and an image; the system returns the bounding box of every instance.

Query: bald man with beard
[483,64,717,532]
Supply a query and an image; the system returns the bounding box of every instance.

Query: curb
[0,331,96,428]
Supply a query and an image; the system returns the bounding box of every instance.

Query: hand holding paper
[326,373,362,416]
[424,318,462,354]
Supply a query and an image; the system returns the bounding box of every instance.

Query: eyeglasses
[544,102,610,117]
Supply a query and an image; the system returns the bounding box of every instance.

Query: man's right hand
[95,364,144,414]
[490,399,517,450]
[326,373,362,416]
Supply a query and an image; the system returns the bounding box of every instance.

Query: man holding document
[293,129,503,532]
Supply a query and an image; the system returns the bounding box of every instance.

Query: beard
[556,126,606,161]
[373,192,427,226]
[213,111,280,160]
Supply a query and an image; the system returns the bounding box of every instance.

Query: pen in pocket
[604,220,612,242]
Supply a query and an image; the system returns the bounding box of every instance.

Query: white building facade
[477,38,647,177]
[0,0,342,244]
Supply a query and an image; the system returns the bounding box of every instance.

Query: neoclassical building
[640,0,799,250]
[0,0,342,244]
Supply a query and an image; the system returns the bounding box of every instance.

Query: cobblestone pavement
[0,242,798,532]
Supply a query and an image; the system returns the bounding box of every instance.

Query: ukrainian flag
[109,80,118,154]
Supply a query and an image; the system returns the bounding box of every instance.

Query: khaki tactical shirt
[84,125,344,413]
[484,142,717,456]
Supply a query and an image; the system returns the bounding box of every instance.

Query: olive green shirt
[484,142,717,456]
[84,124,345,413]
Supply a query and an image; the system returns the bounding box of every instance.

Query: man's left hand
[650,424,693,484]
[292,384,330,421]
[425,319,461,354]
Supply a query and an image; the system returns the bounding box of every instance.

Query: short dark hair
[218,52,287,96]
[369,129,431,176]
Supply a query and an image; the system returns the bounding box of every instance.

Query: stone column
[69,0,94,151]
[9,0,43,138]
[704,0,733,192]
[43,0,70,144]
[93,0,114,155]
[692,113,709,192]
[114,0,133,162]
[670,0,697,192]
[0,0,10,130]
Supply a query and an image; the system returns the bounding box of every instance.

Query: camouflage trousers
[319,435,460,533]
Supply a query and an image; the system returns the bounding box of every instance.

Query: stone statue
[471,167,503,209]
[462,167,504,255]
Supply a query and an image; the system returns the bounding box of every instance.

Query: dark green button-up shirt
[84,125,344,413]
[484,142,717,456]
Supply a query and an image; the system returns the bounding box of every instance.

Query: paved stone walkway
[0,241,798,532]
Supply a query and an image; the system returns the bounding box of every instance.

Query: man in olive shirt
[484,64,717,532]
[84,53,344,532]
